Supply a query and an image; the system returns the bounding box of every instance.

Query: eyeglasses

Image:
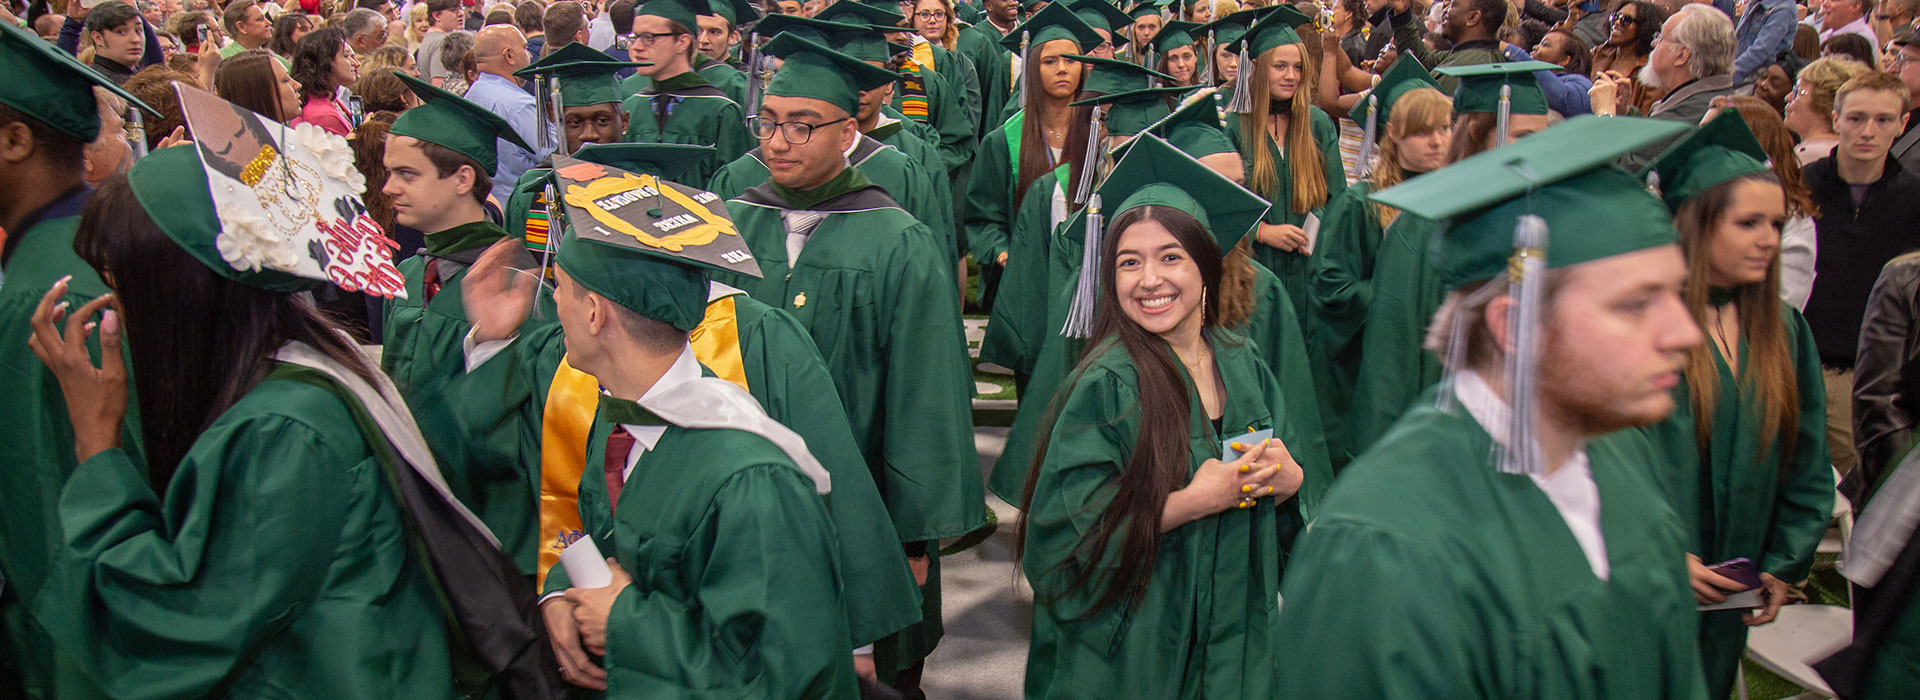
[1892,51,1918,67]
[626,31,685,47]
[913,10,947,20]
[748,115,852,144]
[1611,12,1639,26]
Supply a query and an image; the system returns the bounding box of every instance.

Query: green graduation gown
[0,187,138,700]
[1274,382,1710,699]
[1306,183,1383,467]
[447,296,923,648]
[540,393,858,700]
[1343,212,1446,457]
[978,167,1066,376]
[706,134,957,254]
[694,56,748,107]
[1639,302,1833,700]
[1021,331,1328,699]
[956,21,1014,137]
[620,71,754,184]
[719,171,986,672]
[34,365,460,700]
[1223,105,1348,315]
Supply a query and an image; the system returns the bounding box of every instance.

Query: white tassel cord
[1227,46,1253,113]
[1073,105,1104,205]
[1495,83,1512,149]
[1016,30,1032,110]
[1354,93,1378,179]
[1061,192,1104,338]
[744,31,764,115]
[1499,213,1548,475]
[534,75,554,152]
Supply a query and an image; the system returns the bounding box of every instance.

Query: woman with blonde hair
[1784,55,1871,164]
[1308,61,1451,464]
[1223,5,1343,313]
[403,2,430,52]
[911,0,961,50]
[1638,112,1832,700]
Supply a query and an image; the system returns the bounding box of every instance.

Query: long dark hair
[215,50,291,122]
[73,175,379,487]
[291,26,348,101]
[1612,0,1663,55]
[1016,204,1224,618]
[1014,51,1095,211]
[271,12,313,56]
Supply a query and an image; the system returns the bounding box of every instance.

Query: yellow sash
[532,296,750,588]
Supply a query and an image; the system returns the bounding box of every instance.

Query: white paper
[1302,213,1321,255]
[559,535,614,589]
[1697,589,1762,612]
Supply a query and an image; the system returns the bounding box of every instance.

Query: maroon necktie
[604,426,635,514]
[422,258,444,302]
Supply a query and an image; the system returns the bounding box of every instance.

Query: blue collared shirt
[462,72,556,203]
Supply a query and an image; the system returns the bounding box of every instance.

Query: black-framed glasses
[913,10,947,20]
[626,31,685,47]
[1611,12,1639,26]
[748,115,852,143]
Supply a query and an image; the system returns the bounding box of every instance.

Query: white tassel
[1495,83,1512,149]
[1073,105,1104,205]
[1016,30,1032,110]
[549,80,565,153]
[1355,93,1379,179]
[1061,193,1104,338]
[534,75,555,152]
[127,107,148,159]
[1226,46,1253,113]
[1436,277,1503,414]
[1499,213,1549,476]
[744,32,764,116]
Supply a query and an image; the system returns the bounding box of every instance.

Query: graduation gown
[34,365,460,700]
[1223,105,1348,315]
[694,56,748,107]
[1343,212,1445,457]
[1639,302,1833,700]
[720,170,986,671]
[956,22,1014,137]
[979,168,1066,376]
[620,71,754,184]
[706,134,956,254]
[444,294,922,647]
[1306,183,1383,467]
[0,187,138,700]
[1021,331,1329,699]
[1273,383,1710,700]
[540,392,858,699]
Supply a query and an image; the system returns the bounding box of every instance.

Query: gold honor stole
[533,295,752,588]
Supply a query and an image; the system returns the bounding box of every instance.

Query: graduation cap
[1136,86,1233,157]
[1148,19,1202,52]
[1224,4,1311,112]
[1196,6,1275,51]
[549,154,760,330]
[1072,54,1174,96]
[753,13,898,63]
[515,42,648,108]
[390,72,535,176]
[1070,56,1183,137]
[815,0,905,27]
[0,21,158,142]
[127,145,324,293]
[1639,110,1771,212]
[763,33,902,115]
[1001,3,1108,110]
[637,0,706,32]
[1348,55,1440,178]
[1128,0,1172,20]
[704,0,760,26]
[574,142,718,187]
[1066,0,1134,49]
[1060,133,1270,337]
[1439,61,1554,115]
[1369,115,1689,476]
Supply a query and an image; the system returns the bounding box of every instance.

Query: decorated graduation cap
[574,142,718,186]
[390,72,535,176]
[0,21,158,142]
[1067,0,1134,48]
[1349,55,1440,178]
[1438,61,1554,149]
[1639,111,1771,212]
[638,0,706,31]
[1369,115,1689,476]
[704,0,760,26]
[1002,3,1107,110]
[549,155,760,330]
[1061,133,1270,336]
[515,42,648,108]
[129,146,322,293]
[763,33,902,115]
[1224,4,1311,112]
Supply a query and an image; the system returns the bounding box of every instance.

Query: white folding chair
[1737,467,1854,700]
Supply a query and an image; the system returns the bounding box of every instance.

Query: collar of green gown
[1707,286,1738,307]
[598,392,670,425]
[650,70,714,93]
[771,165,874,210]
[423,220,506,258]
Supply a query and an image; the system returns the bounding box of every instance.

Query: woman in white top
[1784,55,1871,164]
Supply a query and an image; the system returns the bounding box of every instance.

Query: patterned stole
[899,43,936,122]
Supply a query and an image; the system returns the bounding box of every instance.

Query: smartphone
[347,96,364,128]
[196,25,210,47]
[614,33,629,51]
[1707,557,1761,593]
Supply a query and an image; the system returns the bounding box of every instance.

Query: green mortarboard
[637,0,705,32]
[0,21,157,142]
[754,13,872,43]
[1195,6,1275,53]
[1067,0,1134,48]
[1138,87,1233,157]
[704,0,760,25]
[573,142,718,186]
[1437,61,1556,115]
[1128,0,1171,20]
[549,154,760,330]
[514,42,647,107]
[1640,111,1771,212]
[1000,2,1106,52]
[390,72,535,175]
[763,34,902,115]
[1148,19,1201,52]
[128,145,322,293]
[1071,54,1173,96]
[1070,86,1182,135]
[1371,115,1690,287]
[1237,4,1312,56]
[815,0,905,27]
[1182,0,1204,9]
[1349,54,1440,127]
[1021,0,1049,10]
